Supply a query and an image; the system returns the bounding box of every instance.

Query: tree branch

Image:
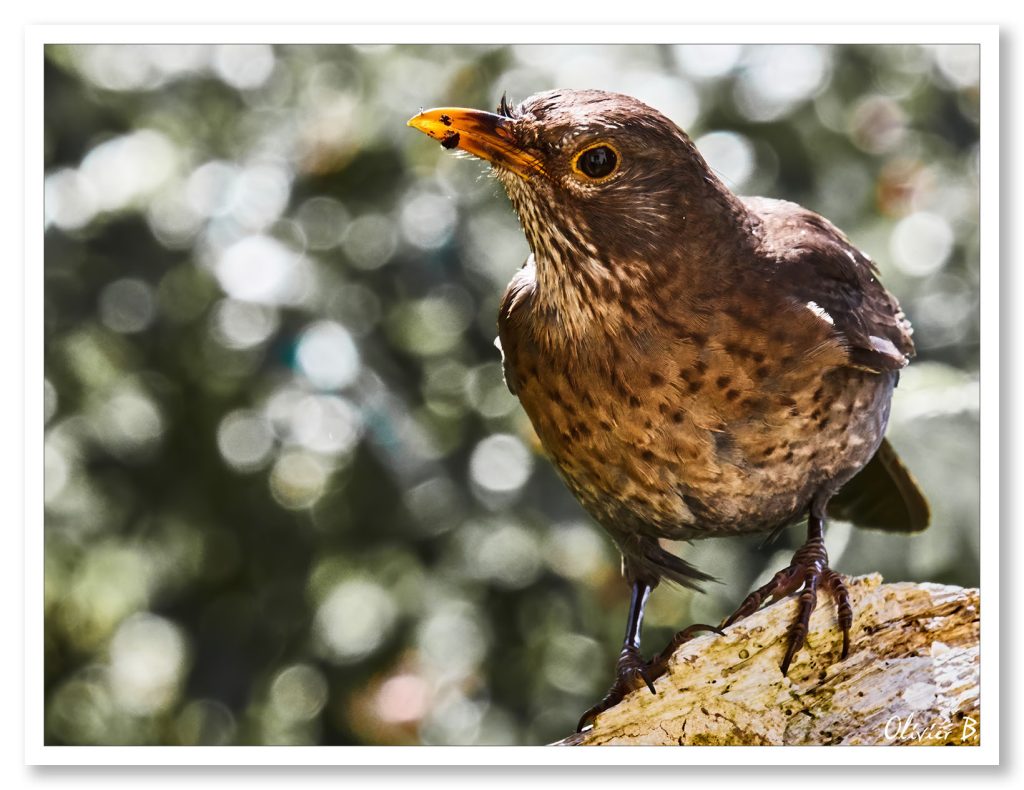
[555,574,980,746]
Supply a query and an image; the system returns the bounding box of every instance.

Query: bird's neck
[530,250,618,349]
[523,185,759,351]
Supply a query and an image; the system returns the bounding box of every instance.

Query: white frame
[24,25,999,767]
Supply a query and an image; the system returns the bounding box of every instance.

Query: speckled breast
[503,323,896,543]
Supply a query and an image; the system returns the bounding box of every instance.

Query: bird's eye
[573,143,620,181]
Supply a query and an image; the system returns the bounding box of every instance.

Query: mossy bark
[556,575,980,746]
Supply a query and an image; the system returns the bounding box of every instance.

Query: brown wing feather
[745,197,915,373]
[496,255,538,395]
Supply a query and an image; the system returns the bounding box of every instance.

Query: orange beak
[407,107,544,180]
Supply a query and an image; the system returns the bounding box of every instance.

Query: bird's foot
[576,645,655,732]
[722,534,852,676]
[576,624,724,732]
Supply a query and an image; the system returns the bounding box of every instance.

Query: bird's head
[408,89,743,274]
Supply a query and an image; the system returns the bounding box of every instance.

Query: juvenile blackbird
[409,89,929,731]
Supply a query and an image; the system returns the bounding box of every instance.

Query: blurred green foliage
[43,43,980,746]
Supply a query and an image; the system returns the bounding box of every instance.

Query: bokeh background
[43,43,980,746]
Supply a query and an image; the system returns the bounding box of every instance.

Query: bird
[408,89,929,732]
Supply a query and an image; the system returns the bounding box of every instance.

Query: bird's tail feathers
[827,438,930,533]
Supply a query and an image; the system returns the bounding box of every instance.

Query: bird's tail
[827,438,930,533]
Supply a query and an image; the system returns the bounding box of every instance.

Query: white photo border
[24,23,999,767]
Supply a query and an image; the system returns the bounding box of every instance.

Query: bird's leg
[722,508,853,676]
[576,579,656,732]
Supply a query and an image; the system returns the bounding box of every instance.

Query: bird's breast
[499,303,893,540]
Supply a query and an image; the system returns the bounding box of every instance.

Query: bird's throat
[507,202,614,346]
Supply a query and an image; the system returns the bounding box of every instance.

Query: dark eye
[574,144,619,180]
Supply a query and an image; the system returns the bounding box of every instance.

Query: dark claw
[641,667,657,695]
[576,674,649,731]
[684,622,727,638]
[649,622,727,674]
[577,697,613,732]
[576,645,658,731]
[668,622,726,650]
[825,568,853,661]
[780,632,802,677]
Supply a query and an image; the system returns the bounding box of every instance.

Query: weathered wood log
[556,574,980,746]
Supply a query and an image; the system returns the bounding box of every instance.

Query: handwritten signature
[884,712,977,743]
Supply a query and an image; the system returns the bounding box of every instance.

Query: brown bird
[408,89,929,732]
